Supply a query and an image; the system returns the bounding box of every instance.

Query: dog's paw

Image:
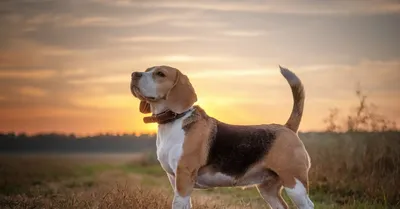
[172,195,191,209]
[172,202,190,209]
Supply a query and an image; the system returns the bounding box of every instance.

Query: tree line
[0,132,157,153]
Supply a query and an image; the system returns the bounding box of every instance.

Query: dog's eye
[156,71,166,77]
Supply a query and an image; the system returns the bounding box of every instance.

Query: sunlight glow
[0,0,399,134]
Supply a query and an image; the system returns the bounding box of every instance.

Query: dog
[130,65,314,209]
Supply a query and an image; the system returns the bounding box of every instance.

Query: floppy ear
[131,85,151,114]
[139,101,151,114]
[166,70,197,114]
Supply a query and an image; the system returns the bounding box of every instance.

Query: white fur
[280,65,301,86]
[172,194,191,209]
[137,67,158,98]
[155,108,193,209]
[284,179,314,209]
[267,198,286,209]
[156,110,192,175]
[196,172,235,188]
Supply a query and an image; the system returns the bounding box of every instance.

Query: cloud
[70,94,134,109]
[18,86,48,97]
[19,9,202,28]
[60,68,89,77]
[188,68,278,79]
[221,30,266,37]
[292,60,400,105]
[297,60,400,77]
[0,38,78,70]
[169,20,228,28]
[0,106,93,120]
[67,75,128,84]
[38,47,76,56]
[23,14,131,29]
[93,0,400,15]
[145,55,229,63]
[115,36,206,43]
[0,69,56,79]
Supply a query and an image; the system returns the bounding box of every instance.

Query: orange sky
[0,0,399,135]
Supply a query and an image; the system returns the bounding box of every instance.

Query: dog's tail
[279,66,305,133]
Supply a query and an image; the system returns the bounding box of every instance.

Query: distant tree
[17,133,28,138]
[323,108,342,132]
[6,132,16,138]
[323,83,397,132]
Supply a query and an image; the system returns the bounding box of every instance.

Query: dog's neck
[150,101,169,115]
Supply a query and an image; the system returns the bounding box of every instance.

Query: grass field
[0,152,397,209]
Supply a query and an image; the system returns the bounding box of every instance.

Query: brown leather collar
[143,109,191,124]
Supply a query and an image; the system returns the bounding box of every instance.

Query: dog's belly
[194,166,276,189]
[195,172,235,188]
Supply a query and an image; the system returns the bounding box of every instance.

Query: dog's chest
[156,117,187,175]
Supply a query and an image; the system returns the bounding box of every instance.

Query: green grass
[75,164,117,176]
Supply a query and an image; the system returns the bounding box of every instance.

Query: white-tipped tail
[279,65,305,133]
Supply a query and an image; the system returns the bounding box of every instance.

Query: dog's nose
[131,72,142,79]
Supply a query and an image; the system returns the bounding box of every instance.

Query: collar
[143,108,192,124]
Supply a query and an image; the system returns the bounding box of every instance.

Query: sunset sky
[0,0,399,135]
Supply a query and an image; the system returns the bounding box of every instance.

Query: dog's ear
[139,101,151,114]
[131,84,151,114]
[166,70,197,114]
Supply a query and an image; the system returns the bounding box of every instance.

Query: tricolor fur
[130,66,314,209]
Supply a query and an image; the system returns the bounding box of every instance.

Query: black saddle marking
[206,121,276,177]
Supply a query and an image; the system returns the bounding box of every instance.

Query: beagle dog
[130,66,314,209]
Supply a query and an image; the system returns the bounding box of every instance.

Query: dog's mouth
[130,85,142,98]
[130,85,156,101]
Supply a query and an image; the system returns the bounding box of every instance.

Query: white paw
[172,195,191,209]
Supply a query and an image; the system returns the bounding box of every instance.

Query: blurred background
[0,1,399,208]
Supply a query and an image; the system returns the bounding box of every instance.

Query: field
[1,131,399,209]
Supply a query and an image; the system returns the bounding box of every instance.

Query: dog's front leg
[172,159,198,209]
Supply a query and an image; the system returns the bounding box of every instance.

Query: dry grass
[0,154,248,209]
[1,184,223,209]
[301,131,400,206]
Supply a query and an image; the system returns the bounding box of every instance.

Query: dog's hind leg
[263,128,314,208]
[256,178,288,209]
[284,178,314,209]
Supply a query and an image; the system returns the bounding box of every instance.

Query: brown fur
[139,101,151,114]
[263,125,310,189]
[285,82,305,133]
[176,106,215,196]
[257,177,289,209]
[280,66,306,133]
[165,69,197,114]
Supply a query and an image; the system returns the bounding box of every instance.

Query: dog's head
[130,65,197,114]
